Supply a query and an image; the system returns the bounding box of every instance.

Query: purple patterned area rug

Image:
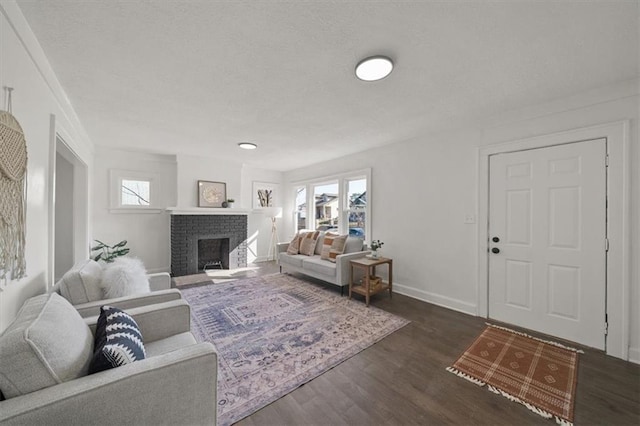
[180,273,410,426]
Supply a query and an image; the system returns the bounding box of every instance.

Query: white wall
[0,1,94,332]
[177,155,282,263]
[241,165,284,263]
[91,147,176,273]
[176,154,242,209]
[283,80,639,361]
[91,152,284,272]
[175,154,284,264]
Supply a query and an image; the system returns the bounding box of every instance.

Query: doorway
[54,149,74,280]
[49,129,89,285]
[476,121,630,360]
[488,139,607,349]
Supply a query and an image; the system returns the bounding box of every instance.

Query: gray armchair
[0,294,217,425]
[72,288,183,318]
[53,258,180,318]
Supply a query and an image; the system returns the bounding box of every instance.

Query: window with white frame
[313,182,339,230]
[291,169,370,240]
[110,169,160,212]
[295,186,307,231]
[121,179,150,206]
[345,177,367,240]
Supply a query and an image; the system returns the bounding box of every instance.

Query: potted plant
[369,239,384,258]
[91,240,129,263]
[226,198,235,208]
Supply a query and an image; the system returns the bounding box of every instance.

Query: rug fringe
[445,366,486,386]
[486,385,573,426]
[447,367,575,425]
[485,323,584,353]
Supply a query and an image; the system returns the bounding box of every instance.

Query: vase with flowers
[370,239,384,258]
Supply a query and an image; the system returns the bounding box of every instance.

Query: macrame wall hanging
[0,87,28,283]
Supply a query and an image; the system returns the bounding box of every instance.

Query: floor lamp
[263,207,282,261]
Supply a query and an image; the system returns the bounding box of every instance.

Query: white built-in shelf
[165,207,250,215]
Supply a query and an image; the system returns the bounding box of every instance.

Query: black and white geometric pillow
[89,305,146,374]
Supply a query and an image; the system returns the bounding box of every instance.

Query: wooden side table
[349,257,393,306]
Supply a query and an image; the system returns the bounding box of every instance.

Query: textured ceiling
[16,0,639,171]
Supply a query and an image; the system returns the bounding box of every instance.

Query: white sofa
[277,232,369,290]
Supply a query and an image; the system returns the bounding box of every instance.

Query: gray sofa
[277,232,369,289]
[0,292,217,425]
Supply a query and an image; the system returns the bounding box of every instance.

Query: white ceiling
[16,0,638,171]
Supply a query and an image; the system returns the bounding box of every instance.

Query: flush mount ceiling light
[238,142,257,150]
[355,56,394,81]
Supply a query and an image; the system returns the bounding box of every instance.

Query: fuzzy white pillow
[100,257,150,299]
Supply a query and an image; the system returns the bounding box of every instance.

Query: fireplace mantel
[166,207,250,215]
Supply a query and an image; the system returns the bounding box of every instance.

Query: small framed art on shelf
[198,180,226,208]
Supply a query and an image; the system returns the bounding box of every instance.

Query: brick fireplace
[170,213,248,277]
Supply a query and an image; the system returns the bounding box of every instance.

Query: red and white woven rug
[447,324,582,425]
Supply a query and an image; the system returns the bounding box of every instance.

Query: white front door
[488,139,607,349]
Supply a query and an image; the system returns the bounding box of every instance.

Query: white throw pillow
[57,259,104,305]
[100,257,151,299]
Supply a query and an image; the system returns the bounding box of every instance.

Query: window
[110,169,160,212]
[313,182,338,230]
[346,178,367,240]
[291,169,370,240]
[295,186,307,231]
[121,179,150,206]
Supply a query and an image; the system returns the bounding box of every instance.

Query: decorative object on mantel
[262,206,282,261]
[0,87,28,283]
[252,181,279,209]
[226,198,235,208]
[91,239,130,263]
[198,180,226,208]
[369,239,384,258]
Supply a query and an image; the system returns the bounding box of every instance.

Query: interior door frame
[476,121,631,360]
[48,114,90,288]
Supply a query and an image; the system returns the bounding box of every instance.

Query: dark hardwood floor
[236,264,639,426]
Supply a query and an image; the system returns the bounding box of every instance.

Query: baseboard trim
[147,266,171,274]
[253,256,274,263]
[393,282,477,317]
[628,347,640,365]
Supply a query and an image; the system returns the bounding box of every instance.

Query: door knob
[492,237,500,243]
[491,247,500,254]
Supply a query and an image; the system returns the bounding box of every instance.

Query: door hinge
[604,315,608,335]
[605,238,610,252]
[605,154,609,167]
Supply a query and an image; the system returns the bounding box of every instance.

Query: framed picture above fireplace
[198,180,227,208]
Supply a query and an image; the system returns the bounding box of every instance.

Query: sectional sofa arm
[74,289,183,318]
[0,343,218,426]
[148,272,172,291]
[84,299,192,343]
[336,250,371,286]
[277,242,289,253]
